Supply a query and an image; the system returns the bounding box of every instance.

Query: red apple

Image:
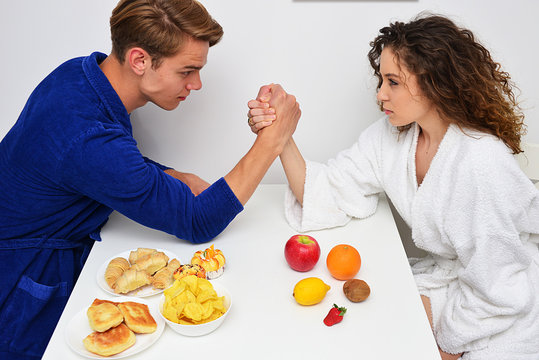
[284,235,321,272]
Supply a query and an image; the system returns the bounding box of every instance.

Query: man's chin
[156,101,181,111]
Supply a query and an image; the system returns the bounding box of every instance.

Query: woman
[248,15,539,360]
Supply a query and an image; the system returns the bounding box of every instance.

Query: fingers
[248,107,276,134]
[256,83,273,102]
[247,99,269,110]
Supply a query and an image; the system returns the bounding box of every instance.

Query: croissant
[152,259,181,289]
[104,257,130,288]
[128,248,157,265]
[130,251,169,276]
[113,269,152,294]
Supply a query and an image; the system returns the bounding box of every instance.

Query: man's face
[140,37,209,111]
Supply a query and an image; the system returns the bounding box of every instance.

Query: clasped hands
[247,84,301,148]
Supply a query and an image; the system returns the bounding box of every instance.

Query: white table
[43,184,440,359]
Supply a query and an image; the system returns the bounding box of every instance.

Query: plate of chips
[65,297,165,359]
[158,275,232,336]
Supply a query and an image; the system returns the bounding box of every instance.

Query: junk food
[104,248,180,294]
[191,244,226,279]
[128,248,157,265]
[153,259,181,289]
[87,301,124,332]
[130,251,169,276]
[83,299,157,356]
[173,264,206,281]
[83,323,136,357]
[104,257,130,288]
[118,301,157,334]
[113,269,152,294]
[162,275,226,325]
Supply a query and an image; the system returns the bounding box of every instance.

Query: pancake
[83,323,136,357]
[117,301,157,334]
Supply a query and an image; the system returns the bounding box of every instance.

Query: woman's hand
[247,84,276,134]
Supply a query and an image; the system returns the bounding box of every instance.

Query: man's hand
[164,169,210,196]
[256,84,301,153]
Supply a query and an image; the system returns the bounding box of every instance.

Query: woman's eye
[389,79,398,86]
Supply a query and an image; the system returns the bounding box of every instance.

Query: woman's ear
[126,47,150,76]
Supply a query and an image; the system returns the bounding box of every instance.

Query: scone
[87,301,124,332]
[83,323,136,357]
[117,301,157,334]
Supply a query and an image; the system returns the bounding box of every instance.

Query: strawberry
[323,304,347,326]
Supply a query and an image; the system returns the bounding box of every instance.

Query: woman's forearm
[280,137,306,206]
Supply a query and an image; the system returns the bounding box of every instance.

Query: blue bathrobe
[0,52,243,359]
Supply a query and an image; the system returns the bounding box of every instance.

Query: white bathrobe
[285,117,539,359]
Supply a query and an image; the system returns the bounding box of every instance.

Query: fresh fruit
[326,244,361,280]
[293,277,331,305]
[323,304,347,326]
[284,235,321,272]
[343,279,371,302]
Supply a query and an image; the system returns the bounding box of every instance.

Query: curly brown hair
[367,14,526,154]
[110,0,223,68]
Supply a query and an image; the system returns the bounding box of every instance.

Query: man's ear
[126,47,150,75]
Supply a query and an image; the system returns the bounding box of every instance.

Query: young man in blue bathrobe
[0,0,300,358]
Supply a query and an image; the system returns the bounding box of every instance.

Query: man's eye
[181,71,192,77]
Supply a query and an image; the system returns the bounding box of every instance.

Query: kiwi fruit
[343,279,370,302]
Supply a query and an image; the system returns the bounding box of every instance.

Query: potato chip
[162,275,226,325]
[182,275,199,294]
[197,289,217,303]
[183,302,204,322]
[200,301,214,320]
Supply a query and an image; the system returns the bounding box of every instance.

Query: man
[0,0,300,358]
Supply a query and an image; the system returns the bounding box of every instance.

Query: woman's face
[376,47,436,127]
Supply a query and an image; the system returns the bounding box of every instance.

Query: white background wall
[1,0,538,185]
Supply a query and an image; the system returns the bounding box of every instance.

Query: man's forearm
[224,135,281,205]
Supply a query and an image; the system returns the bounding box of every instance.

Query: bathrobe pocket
[0,274,69,357]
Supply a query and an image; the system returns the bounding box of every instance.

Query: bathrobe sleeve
[285,119,386,231]
[435,141,539,354]
[57,124,243,244]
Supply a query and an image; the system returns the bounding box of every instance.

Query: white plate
[97,248,179,297]
[65,297,165,359]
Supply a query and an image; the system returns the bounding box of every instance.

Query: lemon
[293,277,331,305]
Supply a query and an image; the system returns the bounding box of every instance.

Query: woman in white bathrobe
[248,14,539,360]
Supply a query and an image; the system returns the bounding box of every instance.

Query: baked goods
[83,323,136,357]
[153,258,181,289]
[82,298,158,356]
[128,248,157,265]
[104,257,130,287]
[191,244,226,279]
[118,301,157,334]
[113,269,152,294]
[87,302,124,332]
[103,248,180,294]
[130,251,169,275]
[173,264,206,280]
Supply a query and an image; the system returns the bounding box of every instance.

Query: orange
[326,244,361,280]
